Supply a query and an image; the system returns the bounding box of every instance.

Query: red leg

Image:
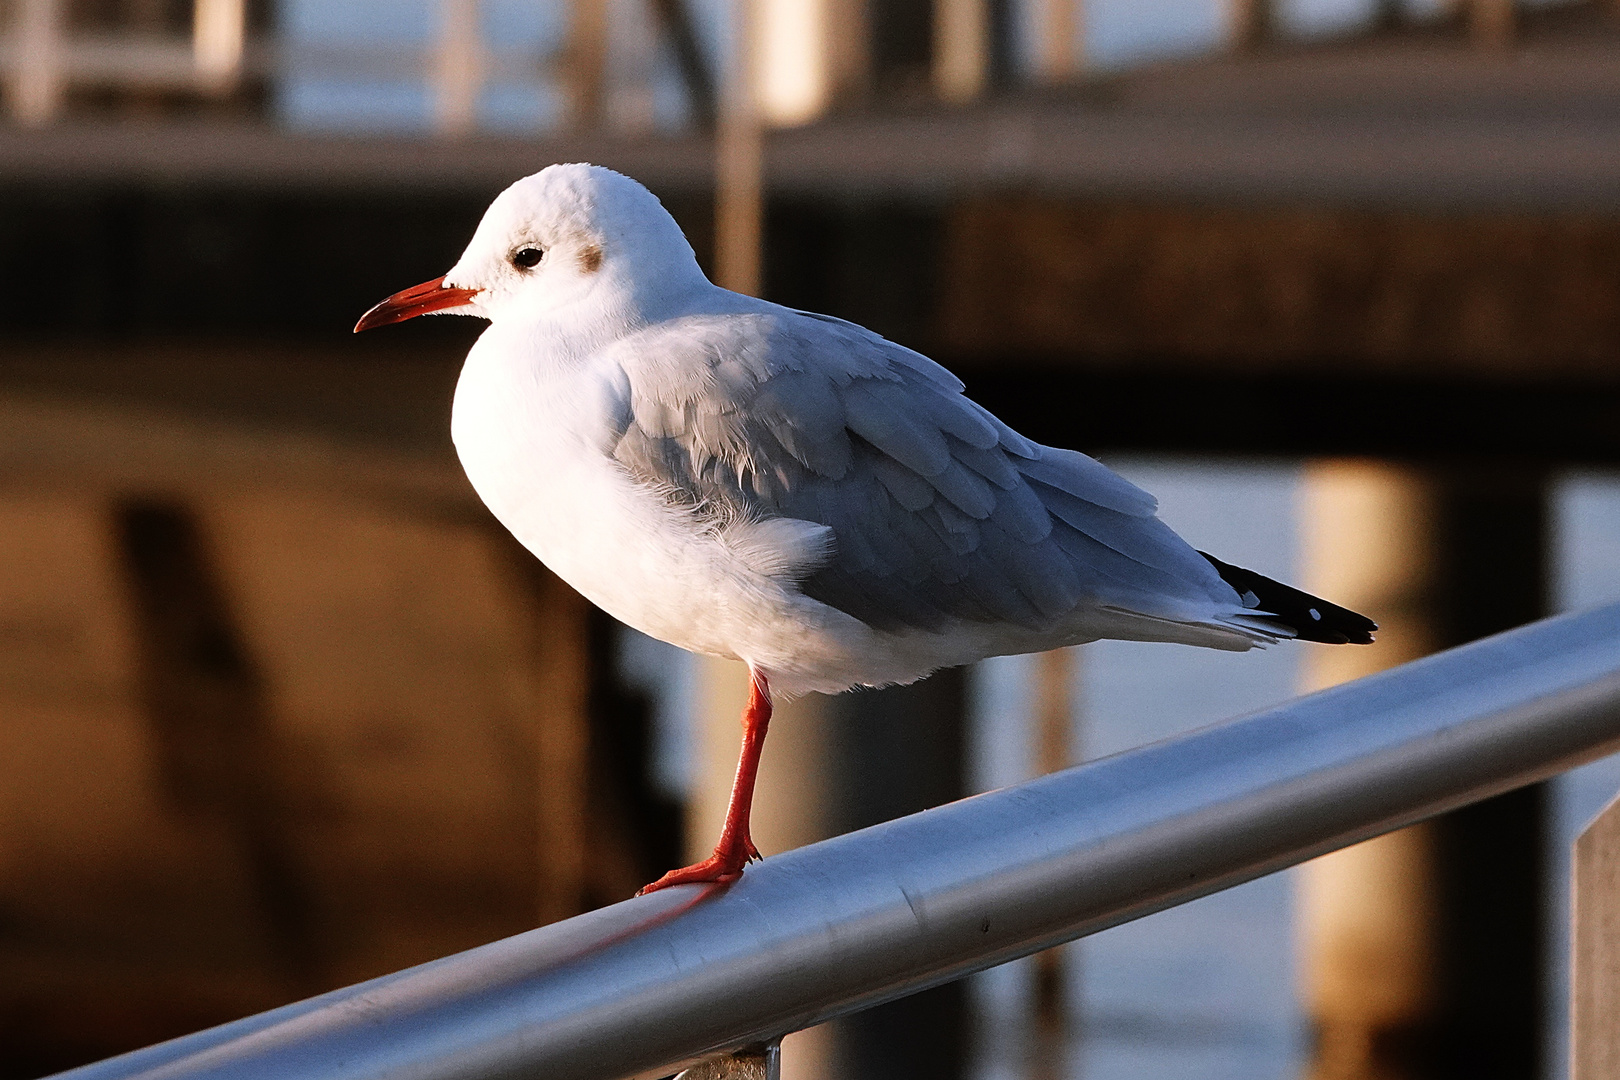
[639,670,772,894]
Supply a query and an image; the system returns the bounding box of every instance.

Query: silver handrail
[54,603,1620,1080]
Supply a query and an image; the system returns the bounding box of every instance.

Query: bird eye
[512,247,544,269]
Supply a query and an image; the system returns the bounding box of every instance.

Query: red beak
[353,276,481,332]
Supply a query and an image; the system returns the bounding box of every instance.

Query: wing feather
[927,459,998,519]
[843,382,952,478]
[1019,447,1158,517]
[950,438,1024,490]
[601,305,1241,638]
[871,455,937,512]
[1031,478,1227,595]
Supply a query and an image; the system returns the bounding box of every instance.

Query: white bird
[355,163,1374,893]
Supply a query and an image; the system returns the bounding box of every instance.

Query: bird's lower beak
[353,276,481,332]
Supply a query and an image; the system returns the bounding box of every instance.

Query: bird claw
[638,838,760,895]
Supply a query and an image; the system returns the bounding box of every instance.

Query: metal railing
[0,0,566,130]
[54,603,1620,1080]
[2,0,250,123]
[0,0,699,133]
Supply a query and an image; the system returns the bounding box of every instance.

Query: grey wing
[605,309,1246,635]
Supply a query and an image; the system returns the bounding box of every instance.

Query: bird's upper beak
[353,276,481,332]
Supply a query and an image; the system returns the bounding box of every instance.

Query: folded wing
[603,306,1280,642]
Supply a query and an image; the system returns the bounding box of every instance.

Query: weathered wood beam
[1575,794,1620,1080]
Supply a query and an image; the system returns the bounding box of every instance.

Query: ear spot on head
[580,245,603,273]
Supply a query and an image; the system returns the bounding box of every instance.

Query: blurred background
[1,0,1619,1078]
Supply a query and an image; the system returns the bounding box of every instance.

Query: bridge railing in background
[47,603,1620,1080]
[1,0,1549,135]
[1,0,251,124]
[0,0,567,130]
[0,0,717,133]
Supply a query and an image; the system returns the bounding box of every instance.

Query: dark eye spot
[512,247,543,269]
[579,245,603,273]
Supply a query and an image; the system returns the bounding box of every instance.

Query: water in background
[624,462,1620,1079]
[968,459,1308,1080]
[965,463,1620,1080]
[271,0,1450,134]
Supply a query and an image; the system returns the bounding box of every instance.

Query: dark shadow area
[116,498,319,983]
[959,366,1620,468]
[0,185,713,341]
[827,670,969,1080]
[1428,470,1550,1080]
[587,608,686,905]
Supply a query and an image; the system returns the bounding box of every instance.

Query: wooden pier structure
[3,3,1620,1078]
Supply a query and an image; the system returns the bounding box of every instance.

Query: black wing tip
[1199,551,1378,646]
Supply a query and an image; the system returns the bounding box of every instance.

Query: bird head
[354,163,703,333]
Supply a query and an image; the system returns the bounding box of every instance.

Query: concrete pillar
[203,491,592,978]
[688,657,837,869]
[1426,468,1548,1080]
[1028,0,1081,85]
[607,0,661,133]
[1227,0,1273,50]
[719,0,873,290]
[1469,0,1514,49]
[432,0,484,134]
[691,658,838,1080]
[117,498,320,984]
[828,671,969,1080]
[12,0,64,126]
[1296,461,1550,1080]
[564,0,609,130]
[717,0,763,297]
[934,0,990,104]
[1031,648,1077,1080]
[757,0,868,124]
[193,0,247,94]
[690,660,970,1080]
[1297,461,1441,1080]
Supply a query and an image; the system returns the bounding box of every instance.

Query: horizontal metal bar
[55,604,1620,1080]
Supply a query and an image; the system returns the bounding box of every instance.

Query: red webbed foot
[638,840,757,895]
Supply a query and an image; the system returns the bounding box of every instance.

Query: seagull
[355,163,1375,894]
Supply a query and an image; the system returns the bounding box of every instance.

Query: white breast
[448,331,854,675]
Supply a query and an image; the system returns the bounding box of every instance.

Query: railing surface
[53,603,1620,1080]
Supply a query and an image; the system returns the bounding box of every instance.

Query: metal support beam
[53,603,1620,1080]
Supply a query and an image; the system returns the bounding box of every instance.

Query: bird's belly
[451,374,812,663]
[473,460,731,654]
